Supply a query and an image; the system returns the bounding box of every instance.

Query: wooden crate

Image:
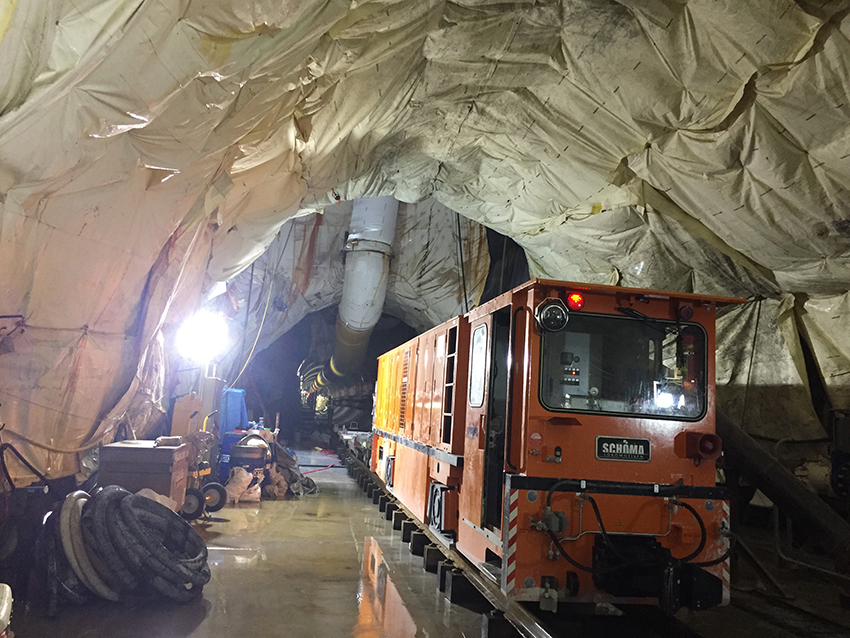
[100,441,190,507]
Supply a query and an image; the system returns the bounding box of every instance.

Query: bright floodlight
[176,311,229,363]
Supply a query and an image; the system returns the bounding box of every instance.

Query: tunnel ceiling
[1,1,849,477]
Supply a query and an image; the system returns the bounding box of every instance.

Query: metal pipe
[242,262,255,357]
[314,197,399,389]
[455,212,469,314]
[716,409,850,573]
[772,506,850,585]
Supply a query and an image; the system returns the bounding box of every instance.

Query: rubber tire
[181,488,206,520]
[202,483,227,513]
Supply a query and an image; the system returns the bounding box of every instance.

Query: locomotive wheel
[202,483,227,513]
[181,488,206,520]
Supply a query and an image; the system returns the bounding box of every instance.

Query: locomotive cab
[371,279,742,613]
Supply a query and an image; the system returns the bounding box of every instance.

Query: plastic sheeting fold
[716,297,825,441]
[798,292,850,410]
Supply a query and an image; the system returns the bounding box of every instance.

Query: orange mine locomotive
[370,279,742,613]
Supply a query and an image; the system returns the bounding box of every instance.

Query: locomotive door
[458,307,504,530]
[482,307,512,530]
[464,306,513,533]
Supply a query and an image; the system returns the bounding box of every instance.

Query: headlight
[535,299,569,332]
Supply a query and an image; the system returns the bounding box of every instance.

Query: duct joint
[343,238,393,256]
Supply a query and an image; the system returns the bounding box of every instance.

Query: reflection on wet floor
[354,535,484,638]
[355,537,423,638]
[13,451,482,638]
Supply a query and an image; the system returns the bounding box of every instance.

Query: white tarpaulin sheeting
[1,0,849,476]
[716,296,824,441]
[799,292,850,411]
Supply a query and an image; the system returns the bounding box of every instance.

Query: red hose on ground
[302,464,336,475]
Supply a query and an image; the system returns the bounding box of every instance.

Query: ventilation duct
[314,197,399,390]
[717,410,850,573]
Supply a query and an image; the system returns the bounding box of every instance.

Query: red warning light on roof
[566,292,585,311]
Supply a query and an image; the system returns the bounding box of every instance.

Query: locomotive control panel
[544,331,596,407]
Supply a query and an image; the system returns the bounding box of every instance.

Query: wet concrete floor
[14,451,483,638]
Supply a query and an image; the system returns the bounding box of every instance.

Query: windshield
[539,313,707,420]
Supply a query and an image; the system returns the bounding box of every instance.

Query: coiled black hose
[103,486,209,601]
[89,486,140,591]
[35,485,210,611]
